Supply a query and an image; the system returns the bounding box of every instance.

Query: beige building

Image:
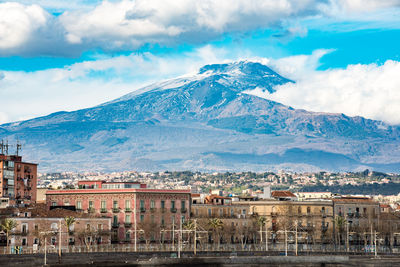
[235,199,334,244]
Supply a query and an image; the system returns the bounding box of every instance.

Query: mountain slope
[1,61,399,172]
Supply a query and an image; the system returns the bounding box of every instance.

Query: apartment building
[0,154,37,205]
[46,181,191,243]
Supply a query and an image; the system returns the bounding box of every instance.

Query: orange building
[0,154,38,205]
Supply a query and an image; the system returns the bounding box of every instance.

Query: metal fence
[1,242,400,255]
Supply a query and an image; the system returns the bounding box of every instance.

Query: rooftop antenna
[4,140,9,155]
[16,139,22,156]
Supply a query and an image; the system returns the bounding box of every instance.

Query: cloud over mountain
[1,0,399,56]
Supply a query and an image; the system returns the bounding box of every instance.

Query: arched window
[298,207,302,214]
[307,207,311,214]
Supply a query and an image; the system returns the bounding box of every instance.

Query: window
[140,214,144,222]
[51,237,56,245]
[34,238,39,245]
[181,200,185,210]
[161,216,165,226]
[51,202,57,207]
[125,200,131,209]
[101,200,106,209]
[125,231,130,240]
[321,207,325,213]
[307,207,311,214]
[113,215,118,224]
[126,214,131,223]
[22,224,28,234]
[64,200,70,206]
[140,200,145,209]
[181,216,185,223]
[98,224,102,230]
[86,224,90,231]
[208,209,212,217]
[150,200,155,209]
[161,200,165,209]
[34,224,38,232]
[363,207,367,214]
[89,201,94,209]
[113,200,118,209]
[219,209,223,217]
[77,201,82,210]
[298,207,302,214]
[230,209,234,217]
[171,200,175,209]
[51,223,58,230]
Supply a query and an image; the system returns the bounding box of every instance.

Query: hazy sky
[0,0,400,124]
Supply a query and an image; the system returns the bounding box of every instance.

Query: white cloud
[261,54,400,125]
[0,2,48,49]
[0,45,230,124]
[2,0,399,56]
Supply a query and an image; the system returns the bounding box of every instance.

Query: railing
[112,208,120,213]
[140,207,146,213]
[1,242,400,255]
[100,208,108,213]
[125,208,132,213]
[181,208,187,213]
[150,208,156,213]
[112,223,120,228]
[124,223,132,228]
[170,208,177,213]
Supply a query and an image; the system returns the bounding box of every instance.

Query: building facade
[46,181,191,243]
[0,154,37,205]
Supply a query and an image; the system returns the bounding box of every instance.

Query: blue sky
[0,0,400,124]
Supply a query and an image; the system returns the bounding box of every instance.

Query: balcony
[140,207,146,213]
[125,208,132,213]
[112,208,120,213]
[100,208,108,213]
[150,208,156,213]
[124,223,132,228]
[181,208,187,213]
[88,208,95,213]
[347,213,354,218]
[170,208,177,213]
[112,223,120,228]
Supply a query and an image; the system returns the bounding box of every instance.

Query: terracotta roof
[16,203,98,218]
[271,191,296,198]
[333,198,376,203]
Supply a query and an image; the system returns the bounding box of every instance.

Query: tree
[334,216,346,248]
[183,220,195,245]
[256,216,267,244]
[64,216,76,248]
[0,218,18,251]
[208,218,223,248]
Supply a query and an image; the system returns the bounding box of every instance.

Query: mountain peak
[198,61,277,76]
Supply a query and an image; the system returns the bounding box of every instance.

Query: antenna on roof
[16,139,22,156]
[4,140,9,155]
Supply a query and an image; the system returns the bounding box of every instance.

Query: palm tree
[64,216,76,248]
[208,218,223,248]
[334,216,346,248]
[183,220,195,244]
[1,218,17,251]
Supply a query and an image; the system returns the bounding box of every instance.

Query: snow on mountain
[1,61,399,172]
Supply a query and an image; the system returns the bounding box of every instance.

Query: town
[2,150,400,264]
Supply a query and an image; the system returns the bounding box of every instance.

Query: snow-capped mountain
[1,61,399,172]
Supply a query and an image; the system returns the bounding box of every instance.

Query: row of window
[53,199,187,211]
[113,214,185,225]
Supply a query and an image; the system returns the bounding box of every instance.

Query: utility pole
[178,217,182,258]
[346,222,349,253]
[194,219,197,255]
[374,230,377,258]
[285,229,288,256]
[58,219,62,260]
[134,194,137,252]
[295,221,298,256]
[44,236,47,266]
[172,218,175,250]
[265,224,268,252]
